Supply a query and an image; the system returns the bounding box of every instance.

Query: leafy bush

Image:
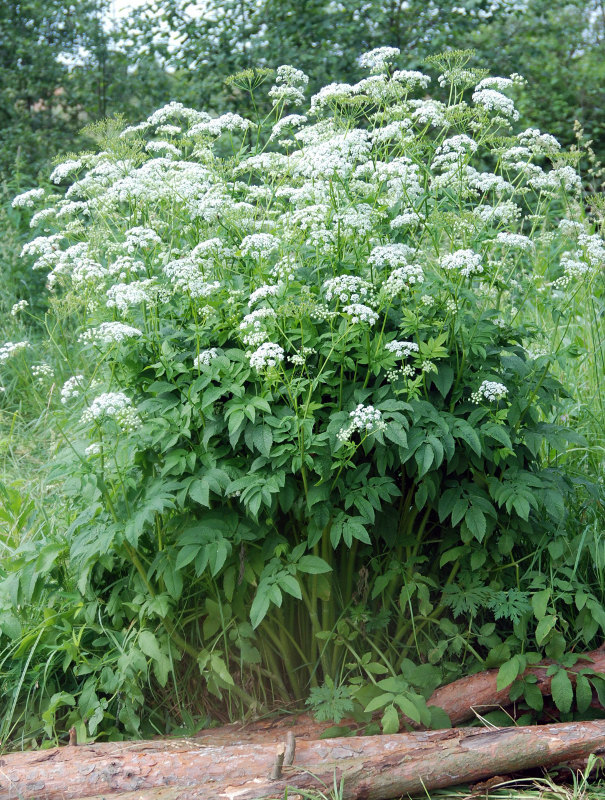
[2,48,604,742]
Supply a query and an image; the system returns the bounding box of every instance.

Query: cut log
[428,646,605,725]
[2,721,605,800]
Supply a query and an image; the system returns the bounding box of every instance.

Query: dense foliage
[1,49,603,744]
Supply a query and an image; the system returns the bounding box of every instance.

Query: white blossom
[338,403,386,442]
[12,188,45,208]
[81,392,140,431]
[248,342,284,370]
[343,303,379,325]
[357,47,400,73]
[385,340,419,358]
[441,249,483,277]
[79,322,143,345]
[471,380,509,404]
[0,341,30,363]
[193,348,219,368]
[11,300,29,316]
[61,375,85,404]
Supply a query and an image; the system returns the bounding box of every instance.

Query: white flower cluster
[49,159,82,184]
[289,346,316,366]
[61,375,85,404]
[163,256,221,298]
[11,299,29,316]
[441,249,483,277]
[31,364,54,383]
[79,322,143,345]
[239,308,277,346]
[269,65,309,106]
[189,113,253,137]
[392,70,431,90]
[496,232,533,251]
[471,380,509,404]
[193,348,219,368]
[323,275,373,304]
[343,303,379,325]
[106,280,153,314]
[145,141,182,157]
[357,47,400,73]
[382,264,424,296]
[249,283,282,306]
[81,392,140,431]
[0,340,30,363]
[385,340,419,358]
[528,166,582,195]
[517,128,560,156]
[472,89,519,121]
[248,342,285,370]
[12,188,45,208]
[147,101,208,127]
[390,208,425,228]
[338,404,386,443]
[369,243,413,270]
[156,124,181,136]
[240,234,280,260]
[123,227,162,253]
[270,114,308,142]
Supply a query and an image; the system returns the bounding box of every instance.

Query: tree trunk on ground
[2,721,605,800]
[428,646,605,726]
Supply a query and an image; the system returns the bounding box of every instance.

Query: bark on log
[428,646,605,726]
[2,721,605,800]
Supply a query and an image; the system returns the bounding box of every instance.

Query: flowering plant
[5,48,604,736]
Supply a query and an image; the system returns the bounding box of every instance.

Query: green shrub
[2,48,604,743]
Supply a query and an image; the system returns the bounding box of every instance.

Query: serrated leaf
[364,693,393,713]
[551,669,573,714]
[523,681,543,711]
[297,555,332,574]
[279,573,302,599]
[497,656,521,691]
[465,506,486,542]
[381,704,400,734]
[575,674,592,713]
[253,425,273,457]
[394,695,422,724]
[531,589,550,621]
[535,614,557,645]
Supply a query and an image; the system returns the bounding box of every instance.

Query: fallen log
[428,646,605,725]
[178,646,605,747]
[2,721,605,800]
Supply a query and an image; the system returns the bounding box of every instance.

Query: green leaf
[433,364,454,398]
[551,669,573,714]
[416,444,434,478]
[364,693,393,713]
[531,589,550,621]
[385,423,408,448]
[297,555,332,574]
[253,424,273,457]
[513,495,530,521]
[250,588,272,629]
[575,674,592,713]
[189,479,210,507]
[138,630,162,662]
[523,681,543,711]
[465,506,486,542]
[381,704,400,734]
[482,422,512,449]
[279,573,302,599]
[453,420,481,456]
[394,694,422,724]
[497,656,521,691]
[535,614,557,645]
